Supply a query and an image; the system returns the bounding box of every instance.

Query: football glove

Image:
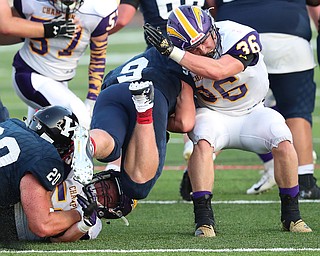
[144,23,186,63]
[143,23,174,56]
[77,194,98,227]
[43,15,77,39]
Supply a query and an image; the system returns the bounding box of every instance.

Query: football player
[12,0,118,129]
[0,106,97,242]
[71,46,196,200]
[109,0,215,47]
[214,0,320,198]
[0,0,76,40]
[145,5,312,236]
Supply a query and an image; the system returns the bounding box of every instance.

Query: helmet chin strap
[65,5,70,20]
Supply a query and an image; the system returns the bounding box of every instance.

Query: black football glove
[43,15,77,39]
[143,23,174,56]
[77,194,98,227]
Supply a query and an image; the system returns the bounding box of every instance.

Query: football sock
[192,191,212,199]
[90,137,96,156]
[258,152,273,163]
[136,108,153,124]
[279,185,299,198]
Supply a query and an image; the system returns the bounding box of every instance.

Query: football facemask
[49,0,84,14]
[83,170,136,223]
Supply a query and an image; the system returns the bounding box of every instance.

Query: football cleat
[71,125,94,185]
[195,225,216,237]
[179,169,192,201]
[183,139,193,161]
[299,184,320,199]
[129,81,154,113]
[282,219,312,233]
[246,169,276,195]
[299,176,320,199]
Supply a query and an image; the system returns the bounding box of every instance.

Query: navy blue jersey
[0,119,65,207]
[215,0,311,41]
[93,48,194,199]
[121,0,208,47]
[103,47,194,114]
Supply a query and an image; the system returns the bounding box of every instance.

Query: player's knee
[272,140,296,158]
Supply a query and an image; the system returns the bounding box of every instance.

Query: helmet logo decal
[58,116,77,137]
[191,6,203,31]
[167,26,188,42]
[173,6,205,47]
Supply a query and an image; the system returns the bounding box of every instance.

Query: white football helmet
[49,0,84,14]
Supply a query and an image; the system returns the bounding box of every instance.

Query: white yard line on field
[2,248,320,254]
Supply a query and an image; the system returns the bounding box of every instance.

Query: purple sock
[192,191,212,199]
[258,152,273,163]
[279,185,299,198]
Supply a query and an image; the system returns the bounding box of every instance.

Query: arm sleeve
[120,0,140,9]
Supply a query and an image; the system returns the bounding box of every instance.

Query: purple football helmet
[167,5,222,59]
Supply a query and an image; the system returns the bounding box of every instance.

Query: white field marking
[2,248,320,254]
[139,199,320,204]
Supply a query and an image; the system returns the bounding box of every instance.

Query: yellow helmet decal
[173,6,205,46]
[167,26,187,42]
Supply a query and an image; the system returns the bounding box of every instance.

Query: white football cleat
[247,168,276,194]
[71,125,94,184]
[183,139,193,161]
[129,81,154,113]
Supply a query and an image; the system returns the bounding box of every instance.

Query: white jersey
[16,0,118,81]
[193,20,269,116]
[51,171,102,240]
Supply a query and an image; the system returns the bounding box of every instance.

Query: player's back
[136,0,207,47]
[215,0,311,41]
[103,47,193,113]
[0,119,64,207]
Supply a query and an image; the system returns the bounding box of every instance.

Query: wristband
[169,47,186,63]
[77,220,91,233]
[90,137,96,156]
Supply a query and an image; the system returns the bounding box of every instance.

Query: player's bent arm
[50,222,87,243]
[167,81,195,133]
[0,1,44,38]
[179,52,244,80]
[89,129,115,160]
[20,173,81,238]
[108,4,137,35]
